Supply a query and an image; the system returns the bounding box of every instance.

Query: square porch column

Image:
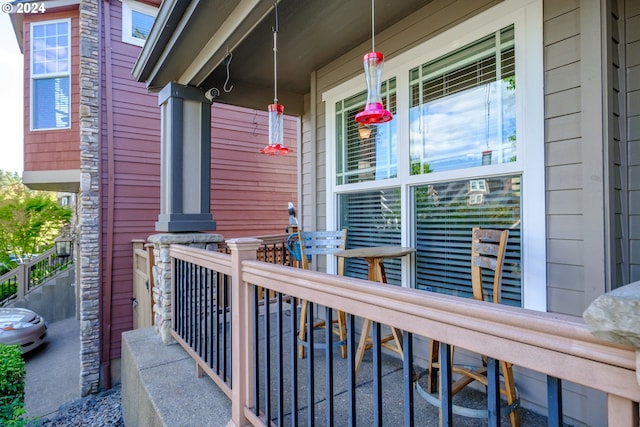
[156,82,216,232]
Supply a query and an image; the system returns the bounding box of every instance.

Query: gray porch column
[156,82,216,232]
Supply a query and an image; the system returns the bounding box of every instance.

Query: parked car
[0,307,47,353]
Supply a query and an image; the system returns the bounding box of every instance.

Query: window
[339,189,402,284]
[325,0,544,310]
[414,175,522,306]
[409,26,516,174]
[122,0,157,46]
[31,20,71,130]
[335,79,397,185]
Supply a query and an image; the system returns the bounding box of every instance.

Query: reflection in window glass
[34,77,70,129]
[410,26,515,175]
[31,20,70,130]
[131,10,154,40]
[338,189,402,285]
[413,174,522,305]
[336,79,397,185]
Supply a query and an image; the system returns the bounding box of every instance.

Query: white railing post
[226,238,262,427]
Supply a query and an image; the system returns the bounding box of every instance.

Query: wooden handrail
[167,243,639,426]
[240,260,639,402]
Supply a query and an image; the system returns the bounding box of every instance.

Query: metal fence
[0,247,74,306]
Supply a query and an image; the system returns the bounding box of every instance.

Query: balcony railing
[167,239,639,426]
[0,248,74,306]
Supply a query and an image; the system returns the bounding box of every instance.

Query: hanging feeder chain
[273,0,279,104]
[371,0,375,52]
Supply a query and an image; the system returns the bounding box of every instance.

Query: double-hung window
[325,0,544,309]
[31,19,71,130]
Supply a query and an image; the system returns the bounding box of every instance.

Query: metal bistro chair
[419,227,519,427]
[286,228,348,359]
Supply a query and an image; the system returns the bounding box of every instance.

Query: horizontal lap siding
[23,12,81,171]
[627,0,640,281]
[102,2,161,360]
[103,3,298,360]
[544,1,593,316]
[211,103,298,237]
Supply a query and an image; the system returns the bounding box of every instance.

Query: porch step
[121,327,231,427]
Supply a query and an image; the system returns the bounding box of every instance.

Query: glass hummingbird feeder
[355,0,392,125]
[261,2,289,155]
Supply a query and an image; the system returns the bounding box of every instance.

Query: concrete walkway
[23,316,80,419]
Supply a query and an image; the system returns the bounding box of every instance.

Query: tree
[0,171,72,270]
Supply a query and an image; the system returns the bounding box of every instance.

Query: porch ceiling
[133,0,432,115]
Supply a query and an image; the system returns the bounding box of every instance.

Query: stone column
[148,232,224,344]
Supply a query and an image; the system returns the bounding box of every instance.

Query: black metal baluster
[403,330,414,427]
[487,357,500,426]
[346,314,356,427]
[202,267,209,364]
[277,293,284,425]
[227,274,232,386]
[372,322,382,427]
[547,376,563,427]
[263,289,271,424]
[196,265,202,357]
[439,342,452,426]
[306,301,315,425]
[221,275,229,382]
[214,271,221,376]
[325,307,334,427]
[290,297,298,426]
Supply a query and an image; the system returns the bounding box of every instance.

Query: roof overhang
[134,0,434,116]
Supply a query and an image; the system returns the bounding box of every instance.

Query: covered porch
[129,0,640,425]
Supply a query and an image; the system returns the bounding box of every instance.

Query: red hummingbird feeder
[261,1,289,155]
[355,0,392,125]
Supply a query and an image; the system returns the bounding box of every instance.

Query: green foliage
[410,161,433,176]
[0,170,72,272]
[0,344,27,425]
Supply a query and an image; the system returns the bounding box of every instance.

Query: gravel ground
[28,386,123,427]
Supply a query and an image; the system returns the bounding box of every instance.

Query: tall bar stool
[287,228,348,358]
[419,227,519,427]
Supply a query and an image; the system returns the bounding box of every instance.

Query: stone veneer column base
[147,232,224,344]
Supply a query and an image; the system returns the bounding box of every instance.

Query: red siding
[22,11,80,172]
[101,2,298,361]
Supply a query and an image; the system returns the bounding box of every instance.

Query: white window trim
[323,0,545,311]
[121,0,157,47]
[30,18,72,131]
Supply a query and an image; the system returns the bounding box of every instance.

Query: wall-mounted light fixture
[55,236,73,258]
[358,123,372,140]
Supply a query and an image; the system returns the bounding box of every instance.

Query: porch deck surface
[122,325,555,426]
